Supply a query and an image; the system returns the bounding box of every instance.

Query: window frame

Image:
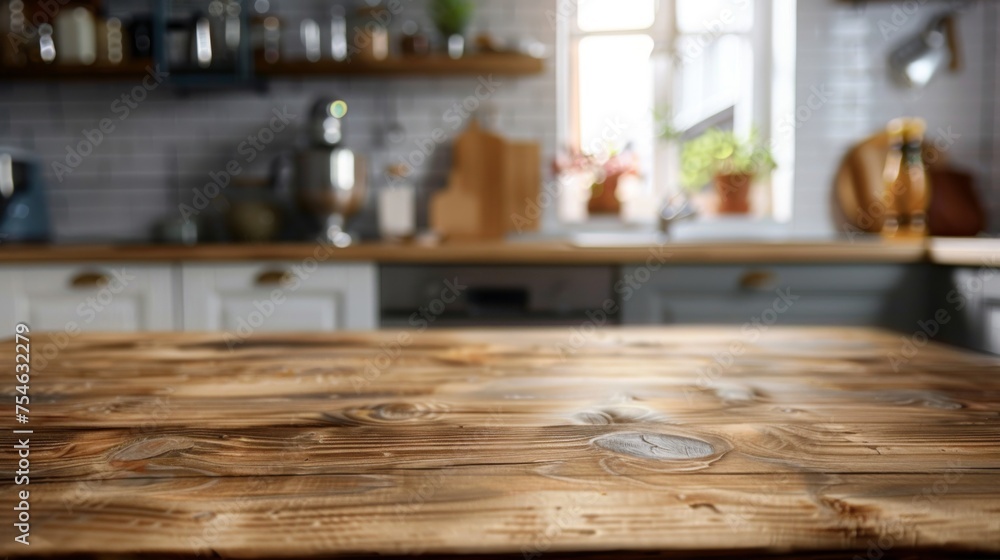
[558,0,780,217]
[565,1,667,156]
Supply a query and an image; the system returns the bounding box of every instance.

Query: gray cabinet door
[941,266,1000,355]
[620,264,926,329]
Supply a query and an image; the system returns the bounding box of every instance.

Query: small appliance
[296,97,367,246]
[0,148,51,243]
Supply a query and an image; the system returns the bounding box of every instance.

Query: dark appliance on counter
[0,148,50,243]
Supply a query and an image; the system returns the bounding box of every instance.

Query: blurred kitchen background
[2,0,1000,356]
[0,0,996,243]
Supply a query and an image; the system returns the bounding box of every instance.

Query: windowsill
[518,216,800,245]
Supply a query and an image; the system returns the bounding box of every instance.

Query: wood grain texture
[2,327,999,558]
[0,239,930,265]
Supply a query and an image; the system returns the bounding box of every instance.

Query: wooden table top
[3,327,1000,558]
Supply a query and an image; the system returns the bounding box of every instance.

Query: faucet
[658,195,697,239]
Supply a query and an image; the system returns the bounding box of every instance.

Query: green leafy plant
[431,0,474,37]
[654,106,681,142]
[680,129,776,191]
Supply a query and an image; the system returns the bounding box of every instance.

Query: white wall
[792,0,999,236]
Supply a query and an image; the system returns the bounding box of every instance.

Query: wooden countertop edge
[0,240,942,265]
[927,238,1000,267]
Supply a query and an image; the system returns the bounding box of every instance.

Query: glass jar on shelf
[353,3,389,61]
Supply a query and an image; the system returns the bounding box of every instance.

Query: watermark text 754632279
[13,322,33,546]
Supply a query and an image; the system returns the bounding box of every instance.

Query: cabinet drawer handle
[255,270,293,286]
[739,270,777,292]
[70,272,110,289]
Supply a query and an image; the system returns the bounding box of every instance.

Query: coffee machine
[296,98,367,246]
[0,148,51,243]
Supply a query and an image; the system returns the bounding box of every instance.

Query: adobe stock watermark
[775,85,832,137]
[344,0,414,61]
[877,0,970,41]
[889,254,998,371]
[349,278,467,392]
[520,488,608,560]
[510,116,627,233]
[390,75,502,180]
[220,250,467,393]
[59,396,173,515]
[223,249,468,354]
[179,106,296,223]
[724,473,793,530]
[690,288,800,398]
[5,0,73,55]
[556,246,672,360]
[545,0,586,28]
[221,240,362,351]
[185,478,276,555]
[673,0,753,67]
[51,66,169,182]
[31,268,136,372]
[844,125,961,241]
[850,460,965,560]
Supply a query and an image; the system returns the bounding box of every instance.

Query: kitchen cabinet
[937,266,1000,355]
[620,264,927,330]
[987,304,1000,354]
[380,265,615,328]
[180,263,378,333]
[0,264,177,333]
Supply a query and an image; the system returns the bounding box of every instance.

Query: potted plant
[681,129,775,214]
[553,146,640,216]
[431,0,474,58]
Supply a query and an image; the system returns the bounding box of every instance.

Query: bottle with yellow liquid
[880,119,906,236]
[880,118,930,238]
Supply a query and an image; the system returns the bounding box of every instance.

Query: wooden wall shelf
[1,61,152,81]
[256,53,546,78]
[1,53,545,82]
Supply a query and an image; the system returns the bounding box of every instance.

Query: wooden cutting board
[431,120,541,240]
[3,327,999,558]
[834,131,985,236]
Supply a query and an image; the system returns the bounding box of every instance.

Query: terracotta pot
[588,171,625,215]
[715,173,753,214]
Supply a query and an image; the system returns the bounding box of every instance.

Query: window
[566,0,659,223]
[673,0,757,134]
[561,0,783,223]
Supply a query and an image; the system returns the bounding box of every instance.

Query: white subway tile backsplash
[0,0,558,242]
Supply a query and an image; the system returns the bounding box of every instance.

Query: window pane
[676,0,753,34]
[675,34,752,128]
[578,0,656,32]
[577,35,655,160]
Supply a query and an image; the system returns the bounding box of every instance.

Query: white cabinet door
[181,263,378,332]
[0,264,177,333]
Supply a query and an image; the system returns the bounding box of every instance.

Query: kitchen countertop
[928,237,1000,267]
[0,238,946,264]
[5,327,999,558]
